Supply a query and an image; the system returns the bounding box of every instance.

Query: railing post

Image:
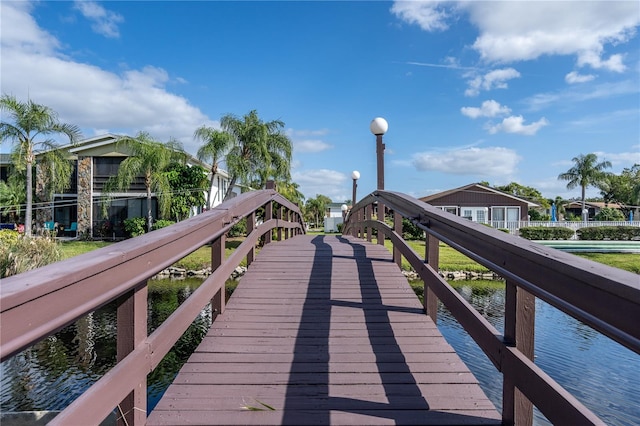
[285,209,291,239]
[393,211,402,268]
[503,280,535,426]
[424,234,439,323]
[247,212,255,266]
[377,202,385,246]
[211,234,225,320]
[366,205,373,242]
[116,282,147,426]
[276,205,283,241]
[265,200,273,245]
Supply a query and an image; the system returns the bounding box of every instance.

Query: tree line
[1,94,638,236]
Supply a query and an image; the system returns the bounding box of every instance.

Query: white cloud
[390,1,450,32]
[0,1,214,155]
[461,100,511,119]
[565,71,596,84]
[74,1,124,38]
[393,1,639,72]
[487,115,549,136]
[294,140,333,153]
[292,169,348,202]
[412,147,521,177]
[525,80,639,111]
[464,68,520,97]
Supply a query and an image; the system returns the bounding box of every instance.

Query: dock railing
[0,184,305,426]
[343,190,640,426]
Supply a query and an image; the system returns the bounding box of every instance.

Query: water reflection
[433,280,640,426]
[0,277,215,414]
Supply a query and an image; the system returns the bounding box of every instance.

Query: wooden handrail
[343,190,639,426]
[0,187,305,425]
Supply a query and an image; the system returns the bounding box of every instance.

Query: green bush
[519,227,575,240]
[227,218,247,238]
[152,219,175,231]
[0,235,61,278]
[594,208,626,221]
[123,217,147,238]
[402,218,424,240]
[336,222,344,233]
[577,226,640,241]
[0,229,20,246]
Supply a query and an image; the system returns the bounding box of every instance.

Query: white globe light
[341,204,349,211]
[351,170,360,180]
[370,117,388,135]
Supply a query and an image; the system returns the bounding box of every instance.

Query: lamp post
[370,117,388,246]
[351,170,360,205]
[341,203,349,222]
[370,117,388,190]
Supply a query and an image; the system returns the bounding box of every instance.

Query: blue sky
[2,1,639,203]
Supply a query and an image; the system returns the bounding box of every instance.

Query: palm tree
[220,110,292,200]
[193,125,232,208]
[558,153,611,221]
[0,95,81,236]
[104,132,186,232]
[275,180,305,206]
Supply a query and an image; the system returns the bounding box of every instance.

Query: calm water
[1,279,638,425]
[436,281,640,426]
[0,278,213,413]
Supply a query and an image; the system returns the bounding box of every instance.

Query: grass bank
[59,236,638,274]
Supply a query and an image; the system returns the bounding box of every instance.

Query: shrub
[0,235,61,278]
[336,222,343,233]
[594,208,625,221]
[152,219,175,231]
[402,218,424,240]
[576,226,640,241]
[227,218,246,238]
[123,217,147,238]
[519,227,575,240]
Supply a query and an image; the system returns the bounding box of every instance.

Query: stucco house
[1,134,236,238]
[324,202,348,233]
[419,183,540,228]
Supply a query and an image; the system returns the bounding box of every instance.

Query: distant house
[419,183,539,227]
[1,134,238,238]
[563,201,623,220]
[324,202,348,233]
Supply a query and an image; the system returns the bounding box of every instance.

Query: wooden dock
[147,234,501,425]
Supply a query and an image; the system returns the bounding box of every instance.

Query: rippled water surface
[1,278,638,425]
[436,281,640,426]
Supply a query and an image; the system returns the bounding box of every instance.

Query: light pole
[341,204,349,223]
[351,170,360,206]
[370,117,388,190]
[370,117,388,245]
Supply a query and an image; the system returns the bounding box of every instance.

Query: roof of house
[45,133,229,178]
[564,201,622,209]
[419,183,541,207]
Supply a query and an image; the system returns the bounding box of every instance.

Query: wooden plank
[148,235,500,426]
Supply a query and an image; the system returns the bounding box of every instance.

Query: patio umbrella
[630,210,634,222]
[551,203,557,222]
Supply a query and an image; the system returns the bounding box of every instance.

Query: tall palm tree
[558,153,612,221]
[104,132,186,232]
[221,110,292,200]
[0,95,82,236]
[193,125,232,208]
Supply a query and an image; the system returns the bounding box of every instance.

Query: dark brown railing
[0,185,304,425]
[343,190,640,426]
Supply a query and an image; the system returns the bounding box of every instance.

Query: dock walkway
[147,235,501,425]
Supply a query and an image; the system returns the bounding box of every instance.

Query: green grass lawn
[58,236,638,274]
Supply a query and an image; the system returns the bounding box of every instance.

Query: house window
[491,206,520,223]
[438,206,458,215]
